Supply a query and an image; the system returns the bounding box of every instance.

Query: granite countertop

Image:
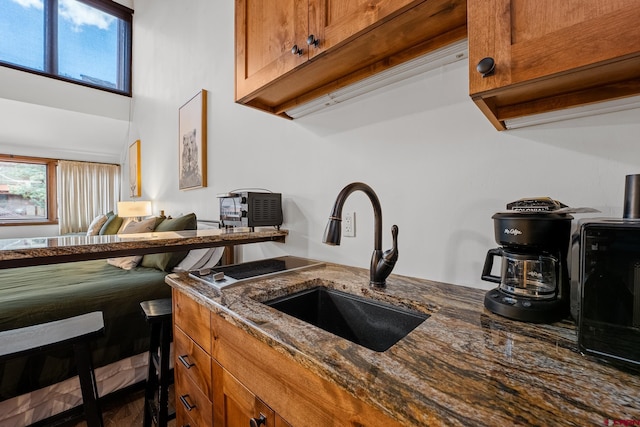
[0,228,287,269]
[166,261,640,426]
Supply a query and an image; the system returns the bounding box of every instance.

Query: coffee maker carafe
[481,198,573,323]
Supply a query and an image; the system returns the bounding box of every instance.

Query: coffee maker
[481,198,573,323]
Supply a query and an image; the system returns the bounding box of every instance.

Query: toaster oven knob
[241,210,247,217]
[241,196,247,204]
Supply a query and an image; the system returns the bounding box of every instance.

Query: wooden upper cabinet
[235,0,467,117]
[307,0,419,58]
[468,0,640,130]
[235,0,308,101]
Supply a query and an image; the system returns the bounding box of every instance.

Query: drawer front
[173,289,211,353]
[176,366,213,427]
[175,326,212,399]
[175,399,197,427]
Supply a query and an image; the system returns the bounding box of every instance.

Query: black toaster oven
[571,218,640,368]
[217,191,283,229]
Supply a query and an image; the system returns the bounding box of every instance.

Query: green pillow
[99,214,124,235]
[140,213,197,271]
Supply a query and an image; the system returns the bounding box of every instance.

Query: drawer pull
[180,394,196,411]
[178,354,195,369]
[250,413,267,427]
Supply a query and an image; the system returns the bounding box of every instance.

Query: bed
[0,259,171,426]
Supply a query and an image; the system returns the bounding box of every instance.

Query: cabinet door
[307,0,421,58]
[235,0,309,101]
[213,361,276,427]
[468,0,640,129]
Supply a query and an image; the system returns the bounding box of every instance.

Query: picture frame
[178,89,207,190]
[129,140,141,197]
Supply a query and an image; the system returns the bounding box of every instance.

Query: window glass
[58,0,119,89]
[0,160,48,221]
[0,0,131,94]
[0,0,45,71]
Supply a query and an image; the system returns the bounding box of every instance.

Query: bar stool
[140,298,175,427]
[0,312,105,427]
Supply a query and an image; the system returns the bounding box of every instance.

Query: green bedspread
[0,259,171,400]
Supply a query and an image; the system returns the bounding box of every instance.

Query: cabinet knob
[307,34,319,47]
[291,45,303,56]
[476,57,495,77]
[249,414,267,427]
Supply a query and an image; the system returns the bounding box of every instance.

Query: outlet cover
[344,211,355,237]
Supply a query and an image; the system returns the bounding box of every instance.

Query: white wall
[127,0,640,289]
[2,0,639,289]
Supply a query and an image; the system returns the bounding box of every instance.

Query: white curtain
[58,160,120,234]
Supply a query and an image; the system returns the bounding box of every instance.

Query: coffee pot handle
[481,248,503,283]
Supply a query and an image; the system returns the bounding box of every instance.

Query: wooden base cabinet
[468,0,640,130]
[172,289,404,427]
[213,360,293,427]
[173,290,213,427]
[210,312,404,427]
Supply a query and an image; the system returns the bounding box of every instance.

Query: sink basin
[264,287,429,352]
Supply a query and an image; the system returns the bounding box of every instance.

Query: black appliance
[571,219,640,368]
[571,175,640,368]
[217,191,283,229]
[482,198,573,323]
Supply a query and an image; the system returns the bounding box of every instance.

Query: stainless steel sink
[264,286,429,352]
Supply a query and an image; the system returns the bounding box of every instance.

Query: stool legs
[157,320,172,427]
[143,321,160,427]
[143,317,173,427]
[74,341,104,427]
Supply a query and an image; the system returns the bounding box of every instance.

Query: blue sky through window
[0,0,44,70]
[0,0,121,88]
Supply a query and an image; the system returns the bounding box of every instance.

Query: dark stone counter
[166,261,640,426]
[0,228,288,269]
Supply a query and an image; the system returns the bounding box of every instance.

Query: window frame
[0,155,58,226]
[0,0,133,96]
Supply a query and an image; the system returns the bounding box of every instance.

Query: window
[0,155,57,225]
[0,0,133,95]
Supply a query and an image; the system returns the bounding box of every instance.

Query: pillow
[173,246,224,272]
[99,214,124,235]
[199,246,224,269]
[173,248,215,271]
[141,213,197,272]
[86,214,108,236]
[107,217,158,270]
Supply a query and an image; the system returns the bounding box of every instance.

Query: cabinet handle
[291,45,303,56]
[306,34,319,48]
[476,57,495,77]
[249,413,267,427]
[180,394,196,412]
[178,354,195,369]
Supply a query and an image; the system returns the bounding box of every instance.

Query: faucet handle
[383,225,399,263]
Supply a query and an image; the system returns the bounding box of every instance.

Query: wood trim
[0,154,59,226]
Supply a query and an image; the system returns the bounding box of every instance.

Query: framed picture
[129,140,141,197]
[179,89,207,190]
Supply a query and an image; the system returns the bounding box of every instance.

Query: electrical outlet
[344,211,356,237]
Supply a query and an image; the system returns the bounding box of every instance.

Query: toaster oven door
[219,196,245,226]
